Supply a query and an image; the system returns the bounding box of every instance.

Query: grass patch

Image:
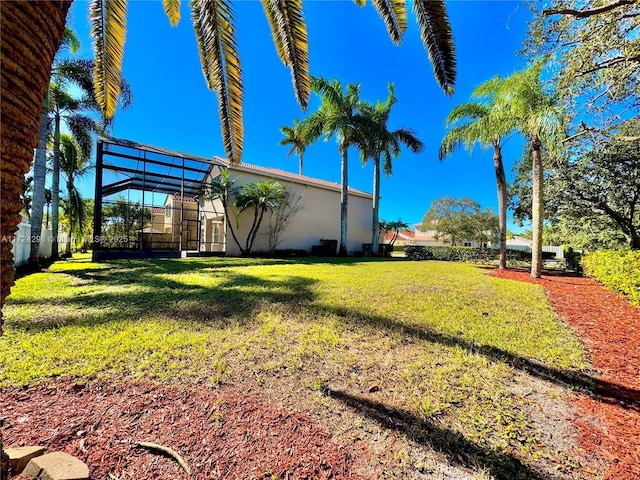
[1,254,588,477]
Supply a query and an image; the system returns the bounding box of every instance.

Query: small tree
[421,196,497,246]
[234,180,288,255]
[384,219,410,247]
[263,189,304,255]
[203,169,245,254]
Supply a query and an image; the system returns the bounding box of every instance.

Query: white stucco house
[201,159,373,256]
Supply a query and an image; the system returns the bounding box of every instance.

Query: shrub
[404,246,532,264]
[404,246,434,260]
[582,250,640,305]
[362,244,393,257]
[311,239,337,256]
[564,247,582,273]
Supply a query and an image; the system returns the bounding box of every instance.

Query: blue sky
[68,0,533,231]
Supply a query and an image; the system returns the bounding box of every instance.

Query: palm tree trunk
[338,141,349,256]
[531,135,544,278]
[30,105,50,263]
[51,111,61,259]
[493,143,508,270]
[0,1,71,337]
[299,152,304,176]
[66,232,73,256]
[371,156,381,255]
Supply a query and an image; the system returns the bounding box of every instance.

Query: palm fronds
[62,27,81,54]
[445,103,489,126]
[66,114,100,160]
[261,0,310,109]
[371,0,408,45]
[164,0,182,26]
[412,0,456,94]
[191,0,243,162]
[90,0,128,119]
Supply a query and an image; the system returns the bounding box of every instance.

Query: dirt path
[491,269,640,480]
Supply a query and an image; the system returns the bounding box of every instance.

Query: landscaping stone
[21,452,89,480]
[5,446,45,474]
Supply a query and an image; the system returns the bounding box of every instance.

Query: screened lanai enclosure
[92,137,228,260]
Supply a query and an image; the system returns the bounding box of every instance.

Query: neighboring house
[383,223,493,248]
[93,137,373,259]
[203,159,373,256]
[141,195,200,251]
[382,229,450,247]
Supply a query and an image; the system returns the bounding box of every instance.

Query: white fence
[504,244,564,259]
[11,222,69,267]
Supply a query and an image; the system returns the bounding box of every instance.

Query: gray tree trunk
[338,141,348,256]
[30,106,49,263]
[51,112,61,259]
[531,135,544,278]
[298,152,303,176]
[371,156,380,255]
[493,143,508,269]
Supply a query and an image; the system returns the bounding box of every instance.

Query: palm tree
[59,134,93,255]
[0,0,457,330]
[44,189,52,228]
[385,219,410,247]
[234,180,288,254]
[30,27,81,264]
[488,59,562,278]
[303,77,367,256]
[439,85,515,270]
[47,59,132,259]
[203,169,244,254]
[357,83,424,255]
[280,120,308,175]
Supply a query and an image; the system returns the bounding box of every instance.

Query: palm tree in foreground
[489,59,562,278]
[439,86,514,269]
[304,77,366,256]
[358,83,424,255]
[1,0,457,329]
[280,120,308,175]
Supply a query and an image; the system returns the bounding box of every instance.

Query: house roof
[383,230,415,241]
[214,157,373,199]
[98,137,373,200]
[151,207,165,214]
[170,194,197,203]
[384,229,445,242]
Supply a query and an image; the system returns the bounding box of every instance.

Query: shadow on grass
[316,303,640,413]
[326,387,543,480]
[10,268,318,333]
[12,256,640,411]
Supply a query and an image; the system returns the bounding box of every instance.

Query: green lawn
[1,254,589,478]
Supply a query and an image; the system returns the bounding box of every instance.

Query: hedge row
[582,250,640,306]
[403,246,533,263]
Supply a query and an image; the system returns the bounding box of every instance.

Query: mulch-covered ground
[491,269,640,480]
[2,382,368,479]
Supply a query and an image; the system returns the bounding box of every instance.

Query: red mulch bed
[491,269,640,480]
[2,382,368,479]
